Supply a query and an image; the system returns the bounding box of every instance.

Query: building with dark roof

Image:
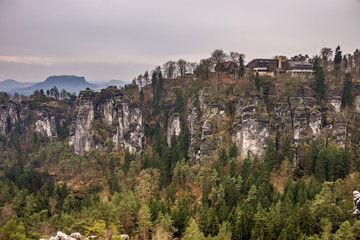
[246,59,277,74]
[216,61,239,74]
[284,61,313,75]
[246,57,313,76]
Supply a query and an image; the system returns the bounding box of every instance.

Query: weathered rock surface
[232,96,269,159]
[0,101,59,138]
[69,87,144,154]
[188,89,227,160]
[167,113,181,145]
[41,231,129,240]
[0,101,18,136]
[353,190,360,218]
[187,86,356,164]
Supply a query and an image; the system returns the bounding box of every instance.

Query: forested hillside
[1,48,360,239]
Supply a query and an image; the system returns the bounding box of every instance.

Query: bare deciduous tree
[194,58,213,81]
[321,47,333,72]
[177,59,187,77]
[60,89,67,100]
[163,61,177,79]
[354,49,360,76]
[137,74,143,88]
[143,71,149,86]
[230,51,240,62]
[211,49,228,89]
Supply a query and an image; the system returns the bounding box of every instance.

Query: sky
[0,0,359,83]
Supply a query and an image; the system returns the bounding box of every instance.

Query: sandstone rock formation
[167,113,181,146]
[353,190,360,218]
[69,87,144,154]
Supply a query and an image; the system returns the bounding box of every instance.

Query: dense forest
[1,47,360,239]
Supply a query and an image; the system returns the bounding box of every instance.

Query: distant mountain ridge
[0,79,38,92]
[9,75,98,95]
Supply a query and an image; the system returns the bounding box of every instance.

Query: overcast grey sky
[0,0,359,83]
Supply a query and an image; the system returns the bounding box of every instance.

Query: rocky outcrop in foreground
[41,231,129,240]
[354,190,360,219]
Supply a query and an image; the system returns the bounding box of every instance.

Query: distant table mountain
[8,75,98,95]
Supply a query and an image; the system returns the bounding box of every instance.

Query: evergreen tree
[254,72,261,92]
[280,136,293,165]
[334,221,354,240]
[313,56,326,103]
[238,55,245,79]
[214,221,232,240]
[325,142,337,181]
[183,218,205,240]
[304,140,318,175]
[219,147,228,166]
[232,201,253,240]
[172,201,190,238]
[124,148,131,172]
[334,45,342,80]
[341,72,353,108]
[315,146,327,181]
[137,204,152,240]
[174,91,185,114]
[264,138,276,172]
[229,143,237,160]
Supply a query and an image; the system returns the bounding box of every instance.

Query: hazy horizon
[1,0,359,83]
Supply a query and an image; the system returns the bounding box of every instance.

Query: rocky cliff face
[187,89,227,160]
[232,96,269,159]
[186,85,353,163]
[69,87,144,154]
[69,90,96,153]
[0,101,18,136]
[167,113,181,146]
[0,101,59,138]
[0,80,358,162]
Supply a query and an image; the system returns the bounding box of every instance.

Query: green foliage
[313,56,325,103]
[255,72,261,92]
[334,45,342,79]
[85,220,106,237]
[174,90,185,114]
[264,138,276,172]
[183,218,205,240]
[238,55,245,79]
[341,73,353,108]
[90,120,110,144]
[0,219,28,240]
[0,74,358,240]
[229,143,237,160]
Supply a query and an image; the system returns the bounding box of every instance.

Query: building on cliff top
[246,57,313,76]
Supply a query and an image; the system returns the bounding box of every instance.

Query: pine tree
[341,72,353,108]
[137,204,152,240]
[304,140,318,175]
[280,136,293,165]
[232,202,253,240]
[219,147,228,166]
[254,72,261,92]
[183,218,205,240]
[315,147,327,181]
[213,221,232,240]
[124,148,131,172]
[264,138,276,172]
[334,45,342,80]
[334,221,354,240]
[229,143,238,160]
[238,55,245,79]
[313,56,325,103]
[325,141,337,181]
